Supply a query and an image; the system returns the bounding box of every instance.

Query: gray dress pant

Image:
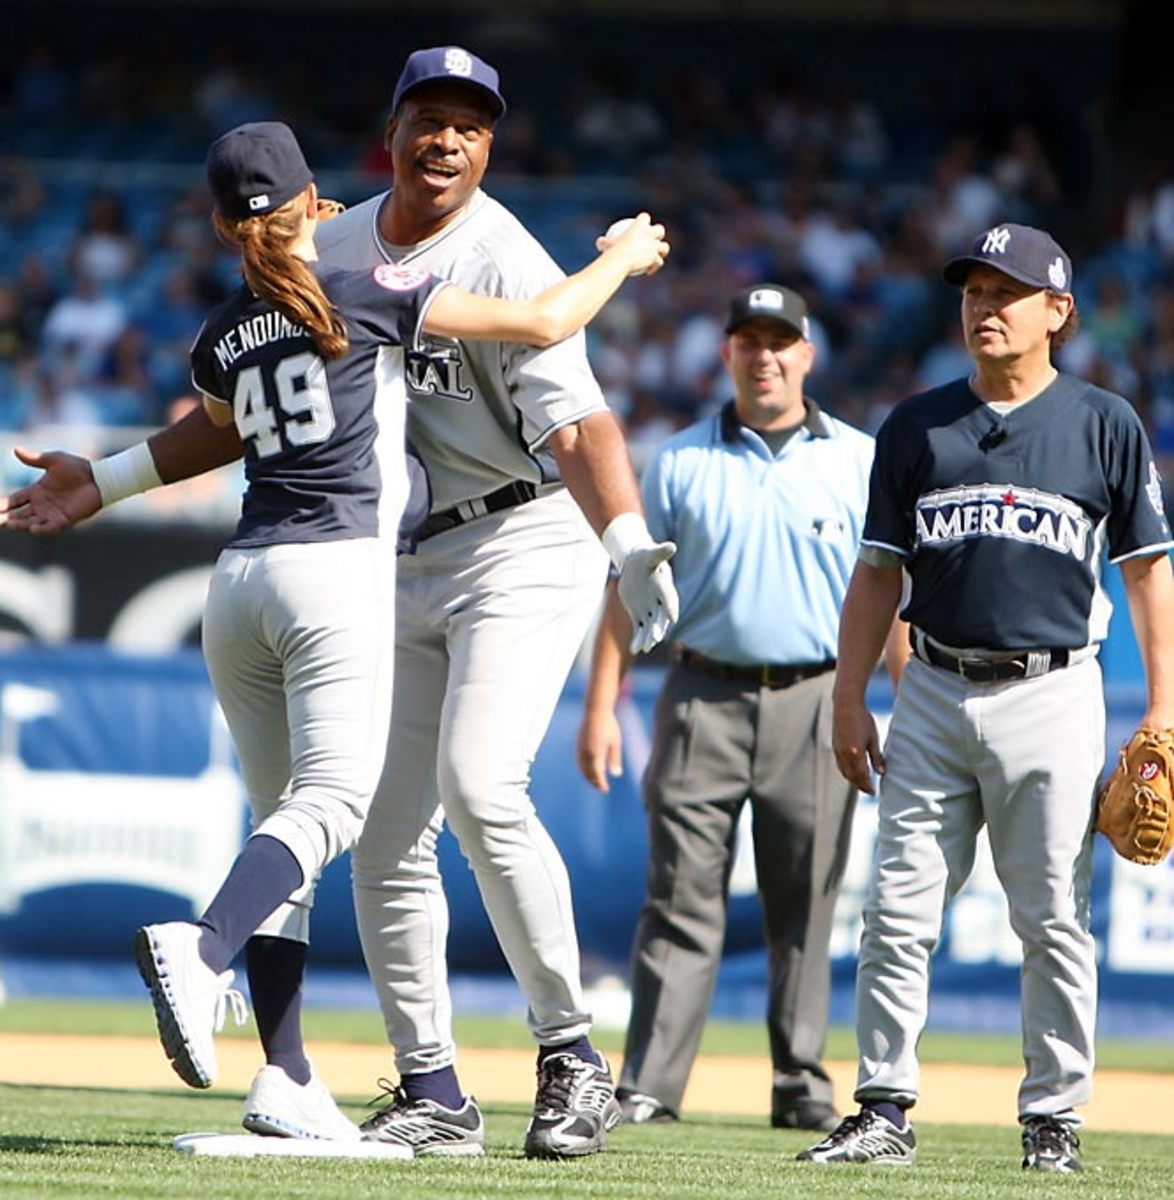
[620,658,856,1115]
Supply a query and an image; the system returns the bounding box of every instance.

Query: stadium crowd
[2,30,1172,507]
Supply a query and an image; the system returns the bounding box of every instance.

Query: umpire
[578,284,906,1130]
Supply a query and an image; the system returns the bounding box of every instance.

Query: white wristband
[601,511,654,570]
[90,442,164,507]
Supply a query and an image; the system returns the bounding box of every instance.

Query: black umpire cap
[943,223,1073,293]
[391,46,507,119]
[725,284,810,340]
[206,121,313,220]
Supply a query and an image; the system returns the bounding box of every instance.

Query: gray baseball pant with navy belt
[855,653,1102,1124]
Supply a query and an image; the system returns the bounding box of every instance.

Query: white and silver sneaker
[360,1082,485,1157]
[524,1053,619,1159]
[243,1064,363,1142]
[133,922,247,1089]
[797,1108,917,1165]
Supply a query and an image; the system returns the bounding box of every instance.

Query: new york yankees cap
[206,121,313,220]
[392,46,506,119]
[725,284,810,339]
[943,223,1073,293]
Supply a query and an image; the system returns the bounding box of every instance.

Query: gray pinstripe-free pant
[854,653,1102,1123]
[201,538,398,943]
[620,660,856,1115]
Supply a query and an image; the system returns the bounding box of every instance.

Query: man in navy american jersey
[799,224,1174,1173]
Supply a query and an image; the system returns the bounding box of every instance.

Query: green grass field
[2,1000,1173,1199]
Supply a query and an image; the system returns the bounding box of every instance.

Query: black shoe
[771,1097,841,1132]
[797,1109,916,1164]
[616,1088,677,1125]
[1021,1115,1082,1173]
[524,1053,619,1159]
[359,1080,485,1156]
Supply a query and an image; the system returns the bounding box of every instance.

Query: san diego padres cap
[206,121,313,220]
[943,223,1073,293]
[725,284,810,339]
[391,46,507,119]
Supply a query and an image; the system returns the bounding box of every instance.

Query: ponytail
[213,192,348,360]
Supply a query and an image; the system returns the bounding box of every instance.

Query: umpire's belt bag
[416,481,539,542]
[678,647,835,690]
[911,627,1076,683]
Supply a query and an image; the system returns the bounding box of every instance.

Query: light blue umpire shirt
[641,399,875,666]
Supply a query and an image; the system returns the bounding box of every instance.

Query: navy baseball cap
[391,46,506,119]
[206,122,313,220]
[943,223,1073,293]
[726,284,810,339]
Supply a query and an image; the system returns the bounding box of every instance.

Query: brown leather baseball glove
[1096,727,1174,865]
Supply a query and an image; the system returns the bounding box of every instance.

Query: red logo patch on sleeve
[373,264,430,292]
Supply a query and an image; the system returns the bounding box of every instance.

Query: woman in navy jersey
[116,121,668,1141]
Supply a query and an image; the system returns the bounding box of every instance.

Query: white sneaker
[243,1065,362,1142]
[133,922,247,1089]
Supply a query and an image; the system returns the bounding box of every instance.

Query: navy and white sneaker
[524,1053,620,1159]
[360,1082,485,1157]
[797,1108,917,1165]
[1021,1115,1082,1173]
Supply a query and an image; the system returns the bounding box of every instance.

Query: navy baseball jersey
[191,264,447,547]
[863,373,1174,649]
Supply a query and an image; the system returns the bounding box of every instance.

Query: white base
[171,1132,413,1159]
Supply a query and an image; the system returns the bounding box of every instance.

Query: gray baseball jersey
[315,189,607,509]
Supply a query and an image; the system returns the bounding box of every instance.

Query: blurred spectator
[992,123,1061,222]
[571,65,664,164]
[13,255,58,347]
[40,269,128,372]
[141,267,207,396]
[70,191,141,286]
[927,137,1003,254]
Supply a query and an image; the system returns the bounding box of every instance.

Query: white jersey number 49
[233,352,337,458]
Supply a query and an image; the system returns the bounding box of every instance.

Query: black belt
[678,648,835,690]
[912,632,1070,683]
[415,481,538,543]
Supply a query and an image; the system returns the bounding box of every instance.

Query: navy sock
[197,834,304,972]
[400,1066,464,1110]
[864,1100,909,1130]
[538,1036,601,1069]
[246,935,310,1086]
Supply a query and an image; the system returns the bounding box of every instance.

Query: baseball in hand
[600,217,646,277]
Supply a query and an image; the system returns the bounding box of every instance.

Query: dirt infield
[1,1032,1170,1134]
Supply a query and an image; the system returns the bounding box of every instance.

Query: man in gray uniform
[318,46,677,1161]
[800,224,1174,1173]
[578,284,905,1131]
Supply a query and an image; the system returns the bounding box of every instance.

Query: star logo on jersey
[981,226,1012,255]
[373,264,430,292]
[914,483,1092,562]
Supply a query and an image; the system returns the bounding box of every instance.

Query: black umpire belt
[911,628,1070,683]
[416,481,538,542]
[678,647,835,689]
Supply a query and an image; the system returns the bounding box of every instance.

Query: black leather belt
[416,481,538,543]
[679,648,835,690]
[912,632,1070,683]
